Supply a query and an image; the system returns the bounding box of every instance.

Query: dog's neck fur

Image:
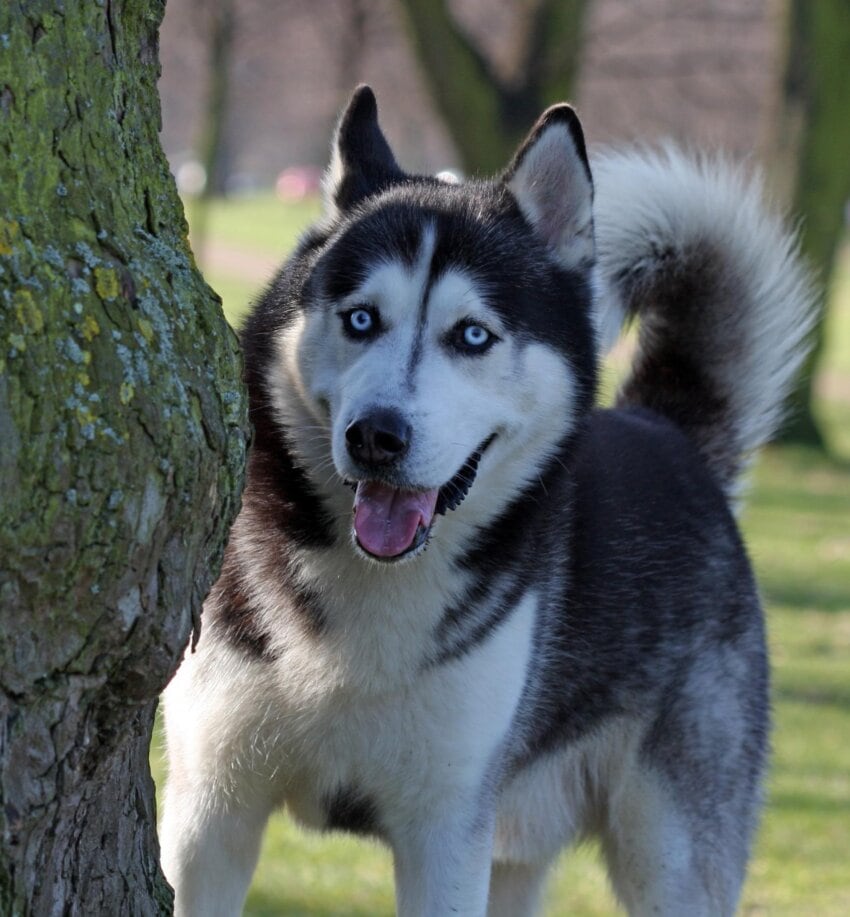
[215,384,580,696]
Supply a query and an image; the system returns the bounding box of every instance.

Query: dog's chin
[351,522,432,565]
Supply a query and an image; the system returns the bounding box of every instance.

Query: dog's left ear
[504,105,594,269]
[324,85,405,216]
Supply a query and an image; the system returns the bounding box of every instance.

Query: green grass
[187,194,322,256]
[153,196,850,914]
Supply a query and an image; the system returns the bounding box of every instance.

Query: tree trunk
[0,2,249,914]
[773,0,850,446]
[398,0,588,175]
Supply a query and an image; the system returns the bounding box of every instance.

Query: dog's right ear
[324,86,405,217]
[504,104,594,270]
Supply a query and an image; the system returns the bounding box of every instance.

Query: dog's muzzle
[349,433,496,562]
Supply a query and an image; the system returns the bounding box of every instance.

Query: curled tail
[592,146,818,496]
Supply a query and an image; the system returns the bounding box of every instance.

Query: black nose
[345,409,411,468]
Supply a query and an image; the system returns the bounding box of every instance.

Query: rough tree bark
[397,0,588,175]
[773,0,850,447]
[0,1,249,914]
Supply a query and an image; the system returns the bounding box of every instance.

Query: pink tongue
[353,482,439,558]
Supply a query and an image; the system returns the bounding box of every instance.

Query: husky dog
[160,86,815,916]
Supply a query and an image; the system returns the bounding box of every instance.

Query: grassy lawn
[152,193,850,915]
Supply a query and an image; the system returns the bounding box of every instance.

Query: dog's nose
[345,409,411,467]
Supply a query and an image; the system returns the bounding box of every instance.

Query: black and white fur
[160,87,815,916]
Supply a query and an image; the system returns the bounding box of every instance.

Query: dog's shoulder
[568,406,756,620]
[575,406,731,528]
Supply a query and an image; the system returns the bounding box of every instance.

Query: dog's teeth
[434,439,494,516]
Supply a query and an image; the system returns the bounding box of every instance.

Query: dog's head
[255,86,598,563]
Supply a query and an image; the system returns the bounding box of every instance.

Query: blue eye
[450,320,498,354]
[349,309,372,333]
[341,307,380,339]
[463,325,490,348]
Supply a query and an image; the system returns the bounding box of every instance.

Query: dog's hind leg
[599,766,746,917]
[486,859,551,917]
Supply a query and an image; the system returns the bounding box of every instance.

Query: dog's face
[268,87,598,562]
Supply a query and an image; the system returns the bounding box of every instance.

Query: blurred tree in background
[199,0,238,199]
[398,0,588,174]
[396,0,848,451]
[774,0,850,447]
[160,0,849,453]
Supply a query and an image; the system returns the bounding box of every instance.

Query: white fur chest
[243,524,474,693]
[255,597,535,833]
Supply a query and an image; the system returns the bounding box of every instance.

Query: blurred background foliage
[153,0,850,913]
[161,0,850,449]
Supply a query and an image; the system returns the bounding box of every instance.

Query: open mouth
[351,434,495,562]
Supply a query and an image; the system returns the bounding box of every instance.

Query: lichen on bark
[0,1,249,913]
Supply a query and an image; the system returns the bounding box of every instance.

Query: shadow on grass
[774,684,850,712]
[246,891,391,917]
[762,578,850,614]
[769,789,850,815]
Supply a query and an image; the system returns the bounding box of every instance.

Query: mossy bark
[398,0,588,175]
[774,0,850,446]
[0,2,249,914]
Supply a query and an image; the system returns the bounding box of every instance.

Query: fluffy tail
[592,146,818,496]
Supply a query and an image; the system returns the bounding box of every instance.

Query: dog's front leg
[392,804,496,917]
